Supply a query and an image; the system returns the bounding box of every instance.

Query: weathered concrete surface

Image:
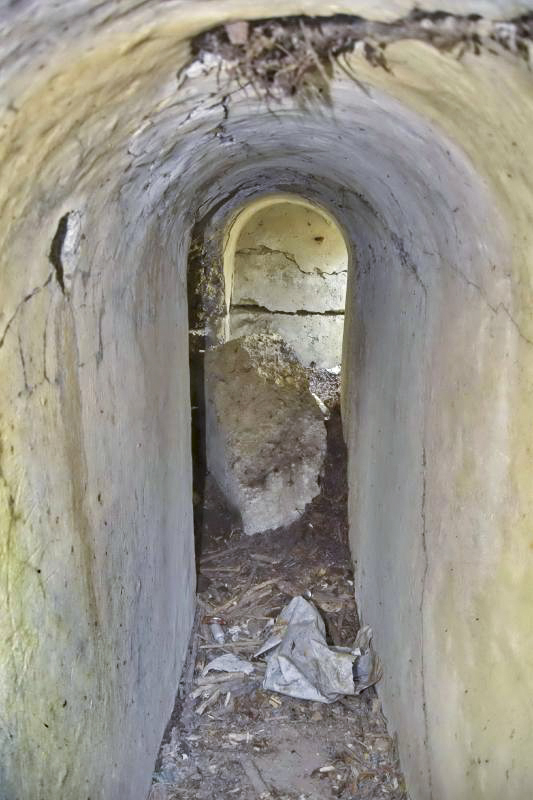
[341,43,533,800]
[232,200,348,313]
[205,334,326,534]
[0,28,201,795]
[230,309,345,369]
[0,204,196,799]
[1,2,533,800]
[228,197,348,368]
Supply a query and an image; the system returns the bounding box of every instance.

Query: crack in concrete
[231,303,345,316]
[42,303,53,387]
[96,300,105,367]
[17,331,30,396]
[390,232,428,297]
[0,436,29,687]
[448,263,533,347]
[0,272,54,350]
[385,230,531,348]
[236,244,347,278]
[16,323,55,397]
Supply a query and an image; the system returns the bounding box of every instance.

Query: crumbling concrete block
[230,308,344,369]
[205,333,327,535]
[232,244,347,313]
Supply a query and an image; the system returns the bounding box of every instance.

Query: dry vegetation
[185,11,533,102]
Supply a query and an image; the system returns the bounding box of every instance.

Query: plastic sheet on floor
[255,596,382,703]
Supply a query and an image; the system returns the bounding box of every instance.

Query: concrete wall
[0,47,199,798]
[0,181,197,799]
[226,195,348,368]
[1,2,533,799]
[342,43,533,800]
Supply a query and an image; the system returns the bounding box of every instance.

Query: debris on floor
[203,653,255,676]
[257,596,381,703]
[152,402,408,799]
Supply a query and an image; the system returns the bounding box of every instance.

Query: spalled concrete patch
[230,308,345,369]
[205,333,327,534]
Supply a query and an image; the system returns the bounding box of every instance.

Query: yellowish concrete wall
[1,3,533,799]
[342,42,533,800]
[0,28,200,800]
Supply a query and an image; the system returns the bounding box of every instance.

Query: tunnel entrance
[151,197,408,797]
[188,194,350,549]
[225,195,348,369]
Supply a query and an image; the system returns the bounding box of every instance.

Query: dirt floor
[151,403,408,800]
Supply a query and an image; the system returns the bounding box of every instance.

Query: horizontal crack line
[230,304,344,316]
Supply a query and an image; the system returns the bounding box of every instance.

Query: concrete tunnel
[1,2,533,799]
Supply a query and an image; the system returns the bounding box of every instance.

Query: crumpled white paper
[255,596,381,703]
[202,654,255,676]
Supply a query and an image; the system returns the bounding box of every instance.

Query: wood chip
[195,688,221,714]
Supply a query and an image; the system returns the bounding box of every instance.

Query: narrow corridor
[2,7,532,800]
[153,408,407,799]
